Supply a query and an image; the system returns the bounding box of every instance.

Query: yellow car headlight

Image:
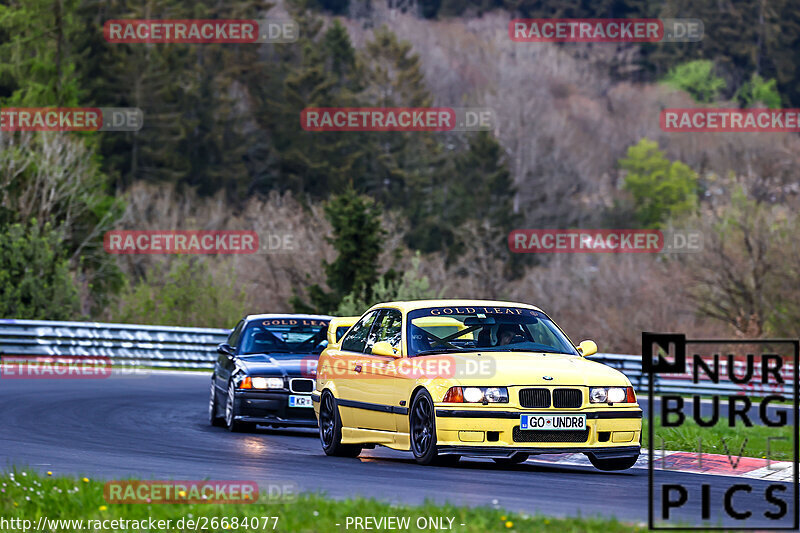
[590,386,635,404]
[443,386,509,403]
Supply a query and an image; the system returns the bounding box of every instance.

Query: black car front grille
[289,378,314,393]
[512,426,590,443]
[518,388,551,408]
[553,388,582,408]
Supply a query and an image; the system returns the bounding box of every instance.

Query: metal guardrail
[0,318,229,369]
[0,319,793,397]
[592,353,794,398]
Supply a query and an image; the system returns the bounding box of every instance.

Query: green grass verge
[0,469,644,533]
[642,417,794,461]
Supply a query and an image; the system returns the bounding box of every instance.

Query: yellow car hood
[439,351,630,387]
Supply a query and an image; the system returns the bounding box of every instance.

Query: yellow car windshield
[407,306,578,357]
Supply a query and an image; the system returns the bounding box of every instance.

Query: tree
[406,131,516,254]
[110,257,248,328]
[689,188,790,337]
[75,0,265,196]
[293,188,386,314]
[335,253,441,316]
[619,139,697,229]
[0,221,80,320]
[662,60,726,103]
[0,131,124,315]
[735,73,782,109]
[256,15,368,199]
[0,0,82,106]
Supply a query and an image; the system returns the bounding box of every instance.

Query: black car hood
[236,354,317,377]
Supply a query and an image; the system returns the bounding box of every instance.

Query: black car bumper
[233,390,317,428]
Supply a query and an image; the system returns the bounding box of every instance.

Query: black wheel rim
[320,394,335,448]
[411,396,434,456]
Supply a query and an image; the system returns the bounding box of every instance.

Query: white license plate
[288,395,313,408]
[520,414,586,430]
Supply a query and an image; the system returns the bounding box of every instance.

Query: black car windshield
[407,306,579,357]
[239,318,329,355]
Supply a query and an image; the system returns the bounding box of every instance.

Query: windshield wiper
[505,348,574,354]
[414,347,469,355]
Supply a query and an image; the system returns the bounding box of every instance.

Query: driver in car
[495,324,518,346]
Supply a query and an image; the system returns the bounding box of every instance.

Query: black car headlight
[239,376,284,389]
[443,386,509,403]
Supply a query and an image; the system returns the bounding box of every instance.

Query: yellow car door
[357,308,404,432]
[333,309,381,429]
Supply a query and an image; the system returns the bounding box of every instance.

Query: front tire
[208,378,224,427]
[587,453,639,471]
[319,391,362,457]
[409,390,452,466]
[225,381,255,433]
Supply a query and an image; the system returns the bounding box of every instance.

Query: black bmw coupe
[208,314,335,432]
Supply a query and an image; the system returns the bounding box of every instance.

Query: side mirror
[372,341,400,358]
[577,340,598,357]
[217,343,235,358]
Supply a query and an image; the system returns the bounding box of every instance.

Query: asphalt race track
[0,372,793,528]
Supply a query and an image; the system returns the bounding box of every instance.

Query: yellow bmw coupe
[312,300,641,470]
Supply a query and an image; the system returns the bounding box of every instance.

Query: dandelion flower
[99,506,107,511]
[82,477,89,483]
[505,521,513,528]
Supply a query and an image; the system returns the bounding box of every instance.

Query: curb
[528,450,794,482]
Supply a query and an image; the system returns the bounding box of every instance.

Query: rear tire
[587,454,639,471]
[493,452,529,465]
[319,391,362,457]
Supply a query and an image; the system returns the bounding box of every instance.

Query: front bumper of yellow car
[433,405,642,458]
